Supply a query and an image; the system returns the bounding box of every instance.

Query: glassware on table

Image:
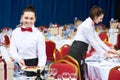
[62,72,71,80]
[112,57,120,62]
[70,73,77,80]
[105,57,120,63]
[43,66,50,79]
[35,69,42,80]
[56,74,62,80]
[44,66,49,74]
[46,67,58,80]
[16,69,26,80]
[49,68,58,77]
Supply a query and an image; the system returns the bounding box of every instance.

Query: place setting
[103,49,120,63]
[14,66,42,80]
[21,66,41,72]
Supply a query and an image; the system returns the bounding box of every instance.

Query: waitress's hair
[89,5,104,20]
[22,4,36,17]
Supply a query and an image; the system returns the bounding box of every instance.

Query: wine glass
[56,74,62,80]
[62,72,71,80]
[43,66,50,79]
[17,69,26,80]
[70,73,77,80]
[49,68,58,77]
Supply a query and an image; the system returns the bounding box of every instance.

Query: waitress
[10,5,47,76]
[68,5,117,80]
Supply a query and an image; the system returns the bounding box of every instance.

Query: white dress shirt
[74,17,110,54]
[10,25,47,67]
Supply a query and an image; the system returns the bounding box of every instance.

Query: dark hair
[22,4,36,17]
[89,5,104,20]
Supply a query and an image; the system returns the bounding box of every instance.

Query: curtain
[0,0,114,29]
[115,0,120,21]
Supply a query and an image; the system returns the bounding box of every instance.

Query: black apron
[68,40,88,80]
[24,58,38,77]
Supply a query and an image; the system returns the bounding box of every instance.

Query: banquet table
[49,35,74,50]
[85,54,120,80]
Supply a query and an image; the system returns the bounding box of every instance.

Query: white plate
[22,66,40,72]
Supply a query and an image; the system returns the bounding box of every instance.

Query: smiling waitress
[10,5,47,76]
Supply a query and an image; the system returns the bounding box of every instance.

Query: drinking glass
[70,73,77,80]
[43,66,50,79]
[17,69,26,80]
[49,68,58,77]
[62,72,71,80]
[56,74,62,80]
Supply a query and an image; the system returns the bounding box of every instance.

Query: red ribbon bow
[21,27,32,32]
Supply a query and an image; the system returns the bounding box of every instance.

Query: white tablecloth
[14,76,36,80]
[49,35,74,50]
[85,54,120,80]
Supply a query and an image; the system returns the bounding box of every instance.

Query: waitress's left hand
[104,51,119,58]
[109,48,117,54]
[104,52,111,58]
[18,59,26,67]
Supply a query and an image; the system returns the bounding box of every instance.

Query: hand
[104,52,119,58]
[108,48,117,54]
[18,59,26,67]
[104,52,111,58]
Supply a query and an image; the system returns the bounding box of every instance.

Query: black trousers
[68,41,88,80]
[24,58,38,77]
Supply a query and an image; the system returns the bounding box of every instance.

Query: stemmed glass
[62,72,71,80]
[56,74,62,80]
[17,69,26,80]
[43,66,50,79]
[70,73,77,80]
[49,68,58,77]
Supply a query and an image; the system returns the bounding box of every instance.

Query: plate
[22,66,40,72]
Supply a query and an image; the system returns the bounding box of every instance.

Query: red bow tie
[21,27,32,32]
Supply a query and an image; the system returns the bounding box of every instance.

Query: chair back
[53,49,62,61]
[60,44,70,58]
[99,32,108,41]
[115,33,120,49]
[63,55,81,80]
[45,40,56,62]
[108,66,120,80]
[49,59,79,79]
[4,35,10,46]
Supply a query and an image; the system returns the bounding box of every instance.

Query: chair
[53,49,62,61]
[63,55,80,68]
[108,66,120,80]
[60,44,70,58]
[45,40,56,63]
[99,32,114,48]
[115,33,120,50]
[62,55,81,80]
[4,35,10,46]
[104,41,114,48]
[88,32,113,56]
[86,47,95,58]
[49,59,79,79]
[99,32,108,42]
